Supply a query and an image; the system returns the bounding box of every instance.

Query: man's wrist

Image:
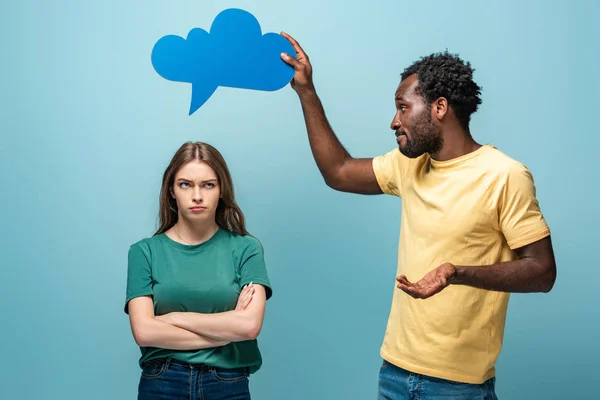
[451,265,467,285]
[297,85,317,100]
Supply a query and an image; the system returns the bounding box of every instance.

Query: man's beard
[399,110,443,158]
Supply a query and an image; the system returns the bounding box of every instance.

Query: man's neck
[431,125,481,161]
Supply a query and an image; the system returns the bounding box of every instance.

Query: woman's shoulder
[219,229,263,252]
[129,234,164,253]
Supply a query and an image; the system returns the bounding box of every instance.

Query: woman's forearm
[132,317,230,350]
[161,310,261,342]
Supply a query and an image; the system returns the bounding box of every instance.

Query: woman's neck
[171,218,219,245]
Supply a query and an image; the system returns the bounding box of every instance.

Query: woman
[124,141,272,400]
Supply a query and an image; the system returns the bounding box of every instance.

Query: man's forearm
[297,89,351,185]
[453,258,556,293]
[166,311,260,342]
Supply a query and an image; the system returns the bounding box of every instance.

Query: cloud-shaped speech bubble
[151,8,297,115]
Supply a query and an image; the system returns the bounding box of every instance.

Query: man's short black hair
[401,51,482,130]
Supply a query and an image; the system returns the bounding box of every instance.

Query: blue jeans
[138,357,251,400]
[378,360,498,400]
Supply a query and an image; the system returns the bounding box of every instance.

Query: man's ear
[432,97,449,121]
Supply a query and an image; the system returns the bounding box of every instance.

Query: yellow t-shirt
[372,144,550,384]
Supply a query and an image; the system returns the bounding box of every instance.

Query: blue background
[1,1,597,399]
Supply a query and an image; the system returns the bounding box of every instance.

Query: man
[280,32,556,399]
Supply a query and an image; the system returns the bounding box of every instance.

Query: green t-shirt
[124,227,272,374]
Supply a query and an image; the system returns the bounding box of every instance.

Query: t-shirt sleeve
[238,237,272,300]
[371,148,410,197]
[124,242,154,314]
[499,164,551,249]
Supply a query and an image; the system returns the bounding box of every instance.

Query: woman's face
[171,160,221,224]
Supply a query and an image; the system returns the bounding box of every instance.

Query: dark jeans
[138,357,251,400]
[378,360,498,400]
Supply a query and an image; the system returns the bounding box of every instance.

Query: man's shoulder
[479,145,530,175]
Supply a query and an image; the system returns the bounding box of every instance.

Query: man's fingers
[397,272,450,300]
[280,52,302,69]
[398,279,438,299]
[397,284,412,293]
[397,276,418,295]
[397,283,411,294]
[280,32,307,59]
[397,282,420,298]
[396,275,412,285]
[280,31,297,45]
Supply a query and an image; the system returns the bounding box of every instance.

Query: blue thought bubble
[151,8,297,115]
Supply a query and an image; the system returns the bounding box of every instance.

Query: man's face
[391,74,442,158]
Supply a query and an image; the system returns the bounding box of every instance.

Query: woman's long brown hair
[154,141,248,236]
